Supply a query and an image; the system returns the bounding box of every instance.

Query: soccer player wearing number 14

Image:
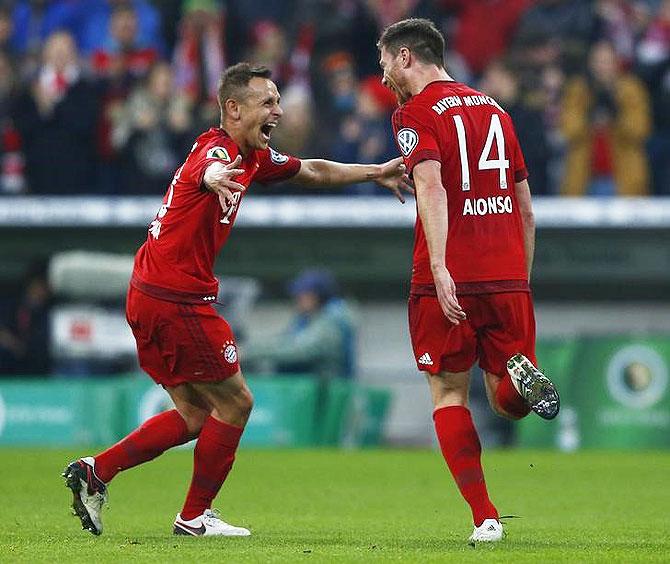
[378,19,560,543]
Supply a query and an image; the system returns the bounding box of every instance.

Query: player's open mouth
[260,122,277,142]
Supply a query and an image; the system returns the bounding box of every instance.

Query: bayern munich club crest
[222,341,238,364]
[396,127,418,156]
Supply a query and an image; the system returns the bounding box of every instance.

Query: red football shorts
[125,285,240,387]
[408,291,536,376]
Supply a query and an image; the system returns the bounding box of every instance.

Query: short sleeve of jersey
[254,147,301,184]
[392,106,440,173]
[190,139,238,188]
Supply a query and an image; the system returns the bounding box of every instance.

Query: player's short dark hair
[217,63,272,112]
[377,18,445,67]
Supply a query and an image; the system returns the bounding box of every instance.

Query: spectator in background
[0,50,16,119]
[443,0,530,78]
[561,40,651,195]
[225,0,295,64]
[514,0,596,74]
[244,20,289,88]
[268,82,314,157]
[243,269,357,382]
[9,0,84,82]
[79,0,163,57]
[13,31,98,194]
[636,0,670,194]
[9,0,81,57]
[507,30,567,194]
[91,3,160,192]
[151,0,183,57]
[541,62,568,194]
[0,50,25,194]
[0,7,15,55]
[312,50,358,156]
[300,0,378,83]
[111,61,192,194]
[172,0,226,129]
[479,60,550,195]
[593,0,651,68]
[331,75,398,195]
[90,4,159,84]
[0,259,52,376]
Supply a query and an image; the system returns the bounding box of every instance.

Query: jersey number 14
[452,113,509,191]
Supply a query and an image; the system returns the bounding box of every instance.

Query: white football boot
[506,353,560,420]
[173,509,251,537]
[62,456,108,535]
[469,518,503,544]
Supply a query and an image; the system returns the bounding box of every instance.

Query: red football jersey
[131,128,301,303]
[392,81,529,292]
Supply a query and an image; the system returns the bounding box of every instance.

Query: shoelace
[497,514,519,537]
[498,514,520,524]
[203,508,224,526]
[87,480,109,508]
[84,462,109,504]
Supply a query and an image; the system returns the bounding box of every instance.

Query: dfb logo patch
[222,341,238,364]
[207,146,231,161]
[270,147,289,165]
[397,128,418,156]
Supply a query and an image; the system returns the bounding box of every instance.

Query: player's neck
[220,122,253,157]
[408,67,453,97]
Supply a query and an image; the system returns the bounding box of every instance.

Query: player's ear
[224,98,240,120]
[399,46,411,68]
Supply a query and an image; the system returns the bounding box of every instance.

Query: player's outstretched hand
[203,155,246,211]
[433,266,466,325]
[375,157,414,203]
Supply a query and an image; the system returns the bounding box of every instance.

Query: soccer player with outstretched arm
[62,63,412,538]
[377,19,560,543]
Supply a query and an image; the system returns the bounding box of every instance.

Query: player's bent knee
[234,385,253,415]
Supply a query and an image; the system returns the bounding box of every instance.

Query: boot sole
[507,354,560,420]
[62,463,101,536]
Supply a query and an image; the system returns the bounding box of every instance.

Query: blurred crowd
[0,0,668,197]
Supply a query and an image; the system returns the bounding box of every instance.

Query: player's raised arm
[514,179,535,279]
[413,159,466,325]
[291,156,414,203]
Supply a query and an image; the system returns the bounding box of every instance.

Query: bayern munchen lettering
[431,96,463,115]
[462,196,513,216]
[431,95,504,115]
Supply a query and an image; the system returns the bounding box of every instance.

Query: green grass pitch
[0,448,668,562]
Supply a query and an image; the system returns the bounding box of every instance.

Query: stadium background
[0,0,669,455]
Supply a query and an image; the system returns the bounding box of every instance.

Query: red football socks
[433,406,498,526]
[495,374,531,419]
[94,409,190,483]
[180,416,244,521]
